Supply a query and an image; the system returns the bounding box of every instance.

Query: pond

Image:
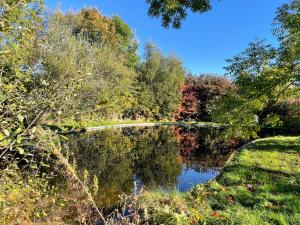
[64,125,239,208]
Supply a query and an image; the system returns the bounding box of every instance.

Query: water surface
[66,125,238,207]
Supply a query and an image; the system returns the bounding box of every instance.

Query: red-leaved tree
[176,74,236,121]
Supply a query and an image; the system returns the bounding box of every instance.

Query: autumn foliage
[174,126,241,169]
[176,74,236,121]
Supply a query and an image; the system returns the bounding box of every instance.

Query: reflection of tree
[175,126,239,170]
[132,127,182,188]
[65,127,183,207]
[63,126,240,208]
[67,129,135,207]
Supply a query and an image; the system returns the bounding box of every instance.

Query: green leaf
[0,133,5,141]
[60,135,68,140]
[17,135,22,144]
[31,165,38,169]
[31,127,37,134]
[14,127,22,134]
[16,147,24,155]
[1,139,9,147]
[17,114,24,123]
[0,91,7,102]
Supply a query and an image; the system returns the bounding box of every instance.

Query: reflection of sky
[176,164,220,191]
[132,163,222,193]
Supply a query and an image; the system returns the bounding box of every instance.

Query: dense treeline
[49,10,186,122]
[36,9,185,123]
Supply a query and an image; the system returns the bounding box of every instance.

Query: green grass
[53,118,217,130]
[55,118,170,128]
[140,136,300,225]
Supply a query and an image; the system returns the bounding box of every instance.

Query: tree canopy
[146,0,212,28]
[134,43,186,119]
[71,8,139,68]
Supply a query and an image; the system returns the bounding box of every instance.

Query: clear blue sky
[44,0,288,75]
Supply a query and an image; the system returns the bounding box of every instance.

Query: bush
[267,99,300,131]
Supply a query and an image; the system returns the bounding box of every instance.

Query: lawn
[139,136,300,224]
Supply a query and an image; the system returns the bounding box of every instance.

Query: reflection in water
[64,126,238,207]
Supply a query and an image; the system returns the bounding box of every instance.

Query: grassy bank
[56,118,160,128]
[139,136,300,224]
[52,118,218,130]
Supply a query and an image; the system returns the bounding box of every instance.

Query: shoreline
[85,121,221,131]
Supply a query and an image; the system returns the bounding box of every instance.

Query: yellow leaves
[76,8,118,44]
[92,175,99,194]
[31,126,36,134]
[0,139,9,147]
[16,135,22,144]
[166,1,180,11]
[83,169,89,185]
[0,133,5,141]
[5,83,15,90]
[41,80,49,86]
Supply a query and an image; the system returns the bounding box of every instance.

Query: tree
[275,0,300,66]
[72,8,139,68]
[0,0,44,161]
[176,74,235,121]
[211,0,300,139]
[146,0,212,28]
[112,15,140,68]
[133,43,185,119]
[73,8,117,44]
[37,12,137,121]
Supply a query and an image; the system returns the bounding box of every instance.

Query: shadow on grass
[218,164,299,192]
[208,137,300,212]
[196,137,300,224]
[247,138,300,153]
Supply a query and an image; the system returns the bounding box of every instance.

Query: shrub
[266,99,300,131]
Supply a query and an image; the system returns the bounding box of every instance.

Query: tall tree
[275,0,300,65]
[112,16,139,67]
[133,43,185,119]
[37,12,137,121]
[72,8,139,68]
